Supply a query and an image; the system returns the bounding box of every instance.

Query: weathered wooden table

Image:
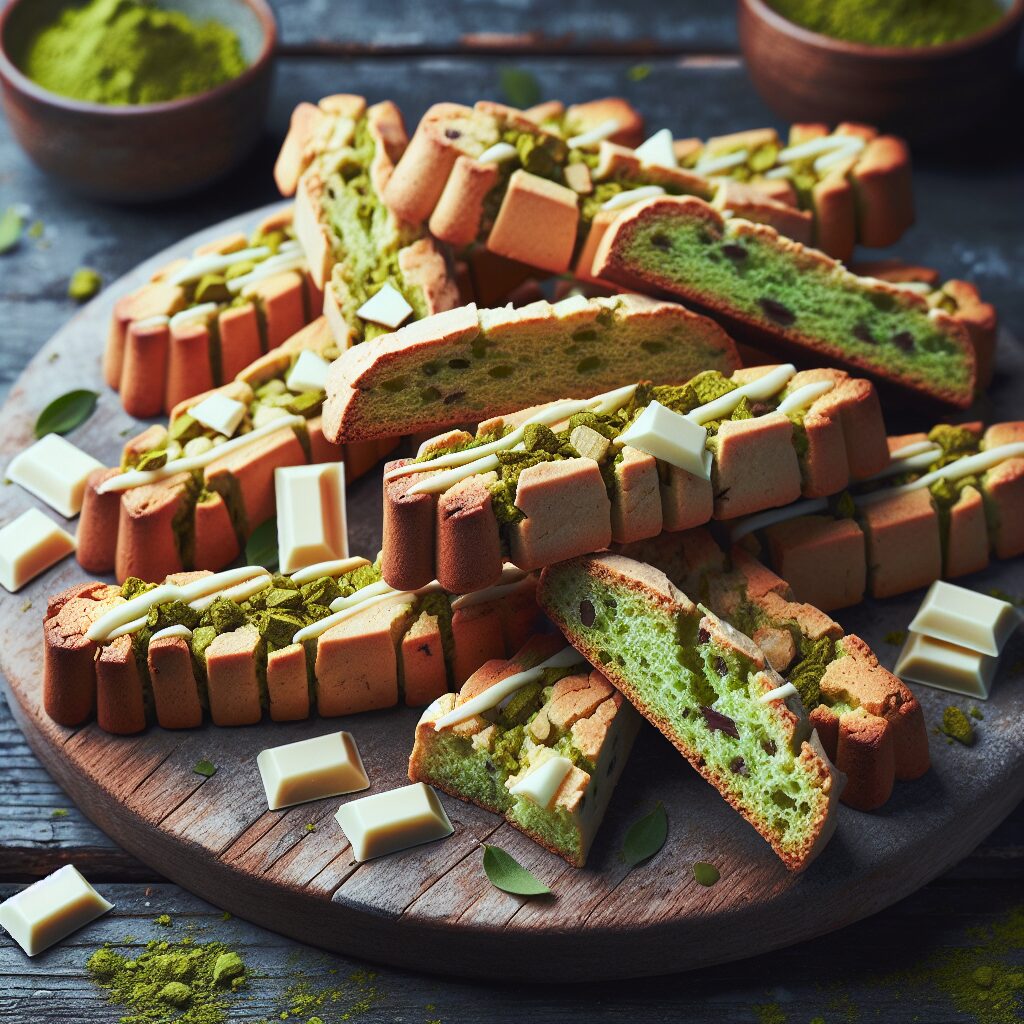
[2,2,1023,1020]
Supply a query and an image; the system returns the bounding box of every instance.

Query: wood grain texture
[1,209,1024,981]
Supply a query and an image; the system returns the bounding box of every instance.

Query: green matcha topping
[942,706,976,746]
[18,0,248,106]
[768,0,1004,48]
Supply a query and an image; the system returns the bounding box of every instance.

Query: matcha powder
[21,0,248,106]
[768,0,1004,48]
[87,936,247,1024]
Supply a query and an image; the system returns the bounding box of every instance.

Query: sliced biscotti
[275,94,459,350]
[322,293,740,444]
[537,553,843,870]
[610,530,930,811]
[42,558,544,734]
[731,421,1024,609]
[594,195,978,408]
[409,634,642,867]
[105,208,321,417]
[378,362,889,594]
[77,319,397,582]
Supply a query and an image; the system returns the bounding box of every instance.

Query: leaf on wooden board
[34,389,99,438]
[0,207,23,254]
[692,862,721,887]
[245,518,279,571]
[193,760,217,778]
[621,802,668,867]
[482,844,551,896]
[499,67,541,109]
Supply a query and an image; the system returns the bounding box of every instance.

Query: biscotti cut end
[538,553,844,871]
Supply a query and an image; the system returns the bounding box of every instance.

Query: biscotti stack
[43,557,543,733]
[376,362,889,594]
[731,421,1024,611]
[77,319,398,583]
[104,208,322,417]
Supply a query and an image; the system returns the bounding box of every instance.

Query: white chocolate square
[335,783,453,862]
[894,631,997,699]
[7,433,102,518]
[356,282,413,330]
[634,128,677,169]
[908,580,1020,657]
[258,732,369,810]
[0,865,113,956]
[275,463,349,574]
[286,350,331,394]
[0,508,76,592]
[188,393,246,438]
[616,400,711,479]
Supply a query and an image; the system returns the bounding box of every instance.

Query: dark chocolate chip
[762,739,777,756]
[714,656,728,677]
[444,128,461,139]
[729,756,749,777]
[698,627,711,645]
[701,706,740,738]
[892,331,915,352]
[485,758,496,774]
[853,323,877,344]
[580,599,596,627]
[757,297,796,326]
[722,243,748,262]
[448,358,470,369]
[651,232,671,250]
[418,643,432,656]
[443,391,466,405]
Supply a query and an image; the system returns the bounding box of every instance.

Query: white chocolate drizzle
[759,681,798,704]
[477,142,518,164]
[450,565,530,610]
[289,556,370,586]
[567,119,621,149]
[601,185,665,211]
[167,246,271,287]
[169,303,218,333]
[775,380,833,415]
[695,149,749,176]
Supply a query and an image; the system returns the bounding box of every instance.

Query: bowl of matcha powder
[738,0,1024,143]
[0,0,277,201]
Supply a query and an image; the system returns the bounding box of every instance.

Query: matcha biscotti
[77,318,397,582]
[378,362,889,594]
[409,634,642,867]
[603,530,930,811]
[537,554,844,870]
[42,558,543,734]
[322,293,740,444]
[104,208,321,418]
[731,420,1024,610]
[594,195,979,408]
[275,94,460,349]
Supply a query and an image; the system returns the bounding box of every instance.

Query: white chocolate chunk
[335,783,453,862]
[759,681,799,704]
[0,508,75,592]
[258,732,369,810]
[477,142,518,164]
[188,393,246,439]
[433,646,586,730]
[567,118,621,149]
[601,185,665,211]
[507,755,573,809]
[356,282,414,329]
[695,149,748,175]
[285,349,331,394]
[895,631,997,700]
[289,556,370,586]
[616,400,711,479]
[0,866,112,956]
[908,581,1020,657]
[275,463,349,574]
[634,128,677,168]
[7,433,102,518]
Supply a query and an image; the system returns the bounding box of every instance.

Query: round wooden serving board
[2,205,1024,981]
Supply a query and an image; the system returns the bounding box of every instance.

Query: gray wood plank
[266,0,739,53]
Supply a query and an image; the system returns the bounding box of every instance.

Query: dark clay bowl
[738,0,1024,145]
[0,0,276,202]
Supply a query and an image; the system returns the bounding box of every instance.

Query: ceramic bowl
[0,0,277,202]
[738,0,1024,144]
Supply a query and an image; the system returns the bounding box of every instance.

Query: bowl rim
[0,0,277,115]
[741,0,1024,59]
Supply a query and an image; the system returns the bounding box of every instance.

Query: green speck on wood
[884,630,907,646]
[51,808,68,818]
[482,844,551,896]
[693,862,721,887]
[621,802,668,867]
[499,67,541,109]
[194,759,217,778]
[627,64,652,81]
[69,266,103,302]
[0,207,24,254]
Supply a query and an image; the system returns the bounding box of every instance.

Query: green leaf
[482,844,550,896]
[245,517,279,570]
[693,861,721,887]
[34,389,99,438]
[627,64,652,82]
[621,802,668,867]
[0,207,23,254]
[193,759,217,778]
[499,67,541,109]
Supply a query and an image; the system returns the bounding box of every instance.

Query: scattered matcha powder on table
[942,706,976,746]
[277,967,381,1021]
[19,0,248,106]
[68,267,102,302]
[884,630,907,646]
[767,0,1004,47]
[87,936,248,1024]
